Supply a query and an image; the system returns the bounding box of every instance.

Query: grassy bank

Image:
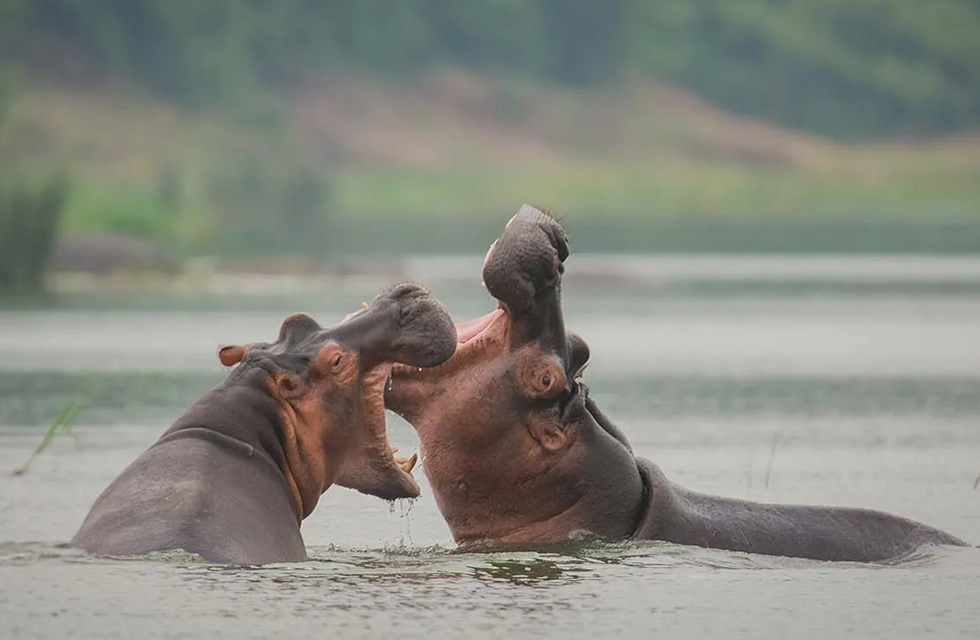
[9,74,980,257]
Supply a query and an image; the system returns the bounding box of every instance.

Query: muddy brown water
[1,256,979,639]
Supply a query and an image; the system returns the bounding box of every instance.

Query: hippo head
[219,282,457,520]
[386,206,641,546]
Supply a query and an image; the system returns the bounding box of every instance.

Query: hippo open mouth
[455,309,505,344]
[219,281,458,505]
[385,205,640,546]
[315,282,457,501]
[389,206,585,385]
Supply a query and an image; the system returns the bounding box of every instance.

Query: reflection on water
[473,559,573,587]
[1,260,979,639]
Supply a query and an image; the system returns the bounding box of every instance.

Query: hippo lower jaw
[329,361,422,502]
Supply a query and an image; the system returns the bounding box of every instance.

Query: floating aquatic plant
[11,399,81,476]
[764,428,782,489]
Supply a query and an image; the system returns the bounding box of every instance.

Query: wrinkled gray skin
[391,205,969,562]
[71,283,456,564]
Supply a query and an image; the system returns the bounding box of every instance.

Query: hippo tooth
[362,301,369,309]
[395,453,418,474]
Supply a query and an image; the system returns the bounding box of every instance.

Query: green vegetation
[61,182,176,240]
[0,174,71,292]
[1,1,978,259]
[206,149,333,257]
[0,71,71,294]
[12,77,977,256]
[11,399,81,476]
[5,0,980,137]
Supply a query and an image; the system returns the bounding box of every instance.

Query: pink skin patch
[456,309,504,344]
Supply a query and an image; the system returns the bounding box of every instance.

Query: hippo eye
[520,357,564,398]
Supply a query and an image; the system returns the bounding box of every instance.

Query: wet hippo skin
[71,283,456,564]
[386,206,969,562]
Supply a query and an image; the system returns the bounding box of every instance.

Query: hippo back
[71,428,305,564]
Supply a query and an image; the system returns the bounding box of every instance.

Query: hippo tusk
[395,453,418,474]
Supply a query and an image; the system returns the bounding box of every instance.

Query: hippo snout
[376,282,458,368]
[333,282,457,369]
[482,205,569,316]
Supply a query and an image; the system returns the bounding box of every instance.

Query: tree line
[3,0,979,137]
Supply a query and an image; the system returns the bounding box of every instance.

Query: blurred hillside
[1,0,979,269]
[7,0,980,137]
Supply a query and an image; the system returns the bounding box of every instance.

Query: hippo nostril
[385,282,427,302]
[543,223,569,263]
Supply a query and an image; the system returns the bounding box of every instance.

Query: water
[1,256,979,639]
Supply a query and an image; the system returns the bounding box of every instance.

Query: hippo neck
[481,421,646,546]
[164,367,293,505]
[634,459,967,561]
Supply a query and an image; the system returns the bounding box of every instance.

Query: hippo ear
[278,312,322,345]
[529,419,568,452]
[218,344,249,367]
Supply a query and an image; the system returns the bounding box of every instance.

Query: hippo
[72,283,456,564]
[386,206,969,562]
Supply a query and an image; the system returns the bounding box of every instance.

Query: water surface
[1,256,978,639]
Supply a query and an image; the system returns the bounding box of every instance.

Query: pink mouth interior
[456,308,504,344]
